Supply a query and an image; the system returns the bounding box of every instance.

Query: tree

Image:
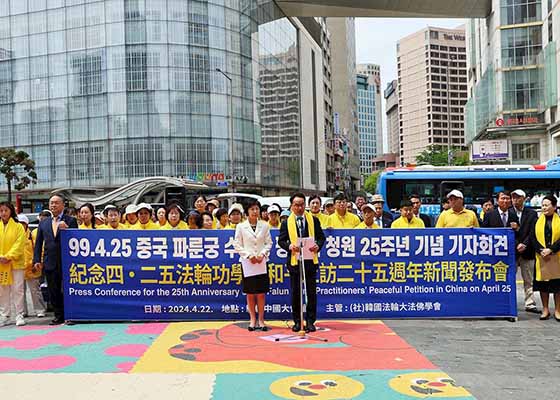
[364,170,382,194]
[415,145,470,166]
[0,148,37,203]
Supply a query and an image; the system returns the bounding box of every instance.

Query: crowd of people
[1,186,560,328]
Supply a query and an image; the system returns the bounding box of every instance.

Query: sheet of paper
[241,257,267,278]
[297,237,316,260]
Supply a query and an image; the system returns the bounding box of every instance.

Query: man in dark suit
[33,195,78,325]
[279,192,326,333]
[510,189,540,313]
[410,194,432,228]
[371,194,393,228]
[482,191,519,229]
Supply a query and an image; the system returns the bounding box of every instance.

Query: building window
[501,0,542,25]
[512,142,540,160]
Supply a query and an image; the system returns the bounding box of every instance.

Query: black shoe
[49,318,64,325]
[65,320,75,326]
[525,307,541,314]
[259,326,269,332]
[540,313,551,320]
[306,323,316,332]
[248,325,256,332]
[292,323,301,332]
[554,314,560,322]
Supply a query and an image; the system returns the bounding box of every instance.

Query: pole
[216,68,235,192]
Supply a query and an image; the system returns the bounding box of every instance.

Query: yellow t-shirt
[129,220,161,230]
[356,221,380,229]
[79,223,94,229]
[98,223,127,230]
[160,221,189,230]
[311,212,329,228]
[327,212,361,228]
[436,208,480,228]
[391,216,425,228]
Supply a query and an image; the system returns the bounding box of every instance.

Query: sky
[355,18,466,150]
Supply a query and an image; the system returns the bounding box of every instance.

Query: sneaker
[15,315,26,327]
[0,315,9,327]
[36,312,46,318]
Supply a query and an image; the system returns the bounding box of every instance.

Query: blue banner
[61,228,517,321]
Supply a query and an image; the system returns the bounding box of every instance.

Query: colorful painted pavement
[0,320,476,399]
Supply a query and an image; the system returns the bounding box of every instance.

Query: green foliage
[0,148,38,203]
[415,145,470,166]
[364,170,382,194]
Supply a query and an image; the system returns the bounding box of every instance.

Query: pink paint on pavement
[116,361,137,373]
[126,323,168,335]
[105,344,149,358]
[18,325,59,331]
[0,355,76,372]
[0,330,105,350]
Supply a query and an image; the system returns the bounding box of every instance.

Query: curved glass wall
[0,0,301,191]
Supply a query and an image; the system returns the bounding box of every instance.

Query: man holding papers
[279,193,326,333]
[234,199,273,332]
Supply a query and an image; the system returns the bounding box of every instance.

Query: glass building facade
[356,74,377,177]
[0,0,303,192]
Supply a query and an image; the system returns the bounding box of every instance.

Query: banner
[61,228,517,321]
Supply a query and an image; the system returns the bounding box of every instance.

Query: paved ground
[387,280,560,400]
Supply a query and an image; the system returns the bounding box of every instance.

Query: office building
[397,26,468,165]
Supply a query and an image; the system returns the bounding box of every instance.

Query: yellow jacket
[79,223,94,229]
[327,211,361,228]
[98,223,127,230]
[0,218,26,270]
[311,212,329,228]
[356,221,380,229]
[129,220,160,230]
[24,227,41,279]
[391,216,425,228]
[160,221,189,230]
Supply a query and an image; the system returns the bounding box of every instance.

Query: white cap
[371,194,385,204]
[208,199,220,208]
[124,204,138,216]
[103,204,119,214]
[94,211,105,222]
[268,204,281,214]
[280,210,291,218]
[361,203,375,212]
[447,189,464,199]
[17,214,29,224]
[228,203,244,215]
[512,189,526,198]
[136,202,153,212]
[324,199,334,206]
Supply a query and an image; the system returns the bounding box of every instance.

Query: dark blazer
[510,207,538,260]
[278,215,326,266]
[418,213,432,228]
[482,208,519,229]
[531,216,560,254]
[33,214,78,272]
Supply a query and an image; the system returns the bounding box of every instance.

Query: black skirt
[242,272,269,294]
[533,278,560,294]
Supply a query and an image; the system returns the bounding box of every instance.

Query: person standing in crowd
[187,211,202,230]
[280,210,291,224]
[510,189,540,314]
[391,200,425,228]
[260,205,269,222]
[323,199,335,215]
[279,193,325,333]
[201,212,214,229]
[234,199,272,331]
[371,195,393,228]
[156,207,167,227]
[193,195,207,214]
[410,194,432,227]
[355,193,367,220]
[123,204,138,227]
[0,203,26,327]
[99,205,126,230]
[226,203,244,229]
[78,203,96,229]
[18,214,46,318]
[436,190,480,228]
[356,204,380,229]
[267,204,281,229]
[531,195,560,321]
[207,199,220,215]
[130,203,160,230]
[215,208,229,229]
[327,193,361,228]
[94,212,105,227]
[33,195,78,325]
[309,195,329,228]
[161,203,188,230]
[480,198,494,221]
[482,191,518,228]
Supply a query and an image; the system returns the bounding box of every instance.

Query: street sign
[216,181,229,187]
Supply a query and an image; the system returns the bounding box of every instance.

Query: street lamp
[215,68,235,192]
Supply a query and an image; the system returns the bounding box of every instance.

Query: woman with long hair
[78,203,96,229]
[0,202,27,326]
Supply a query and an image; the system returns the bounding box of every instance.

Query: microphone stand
[276,220,327,342]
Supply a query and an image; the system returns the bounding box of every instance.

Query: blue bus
[376,161,560,221]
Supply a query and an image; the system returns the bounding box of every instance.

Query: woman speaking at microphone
[233,199,272,332]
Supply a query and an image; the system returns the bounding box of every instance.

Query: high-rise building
[384,79,400,158]
[0,0,326,200]
[356,73,378,178]
[327,17,359,193]
[397,26,468,165]
[466,0,558,164]
[357,63,383,157]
